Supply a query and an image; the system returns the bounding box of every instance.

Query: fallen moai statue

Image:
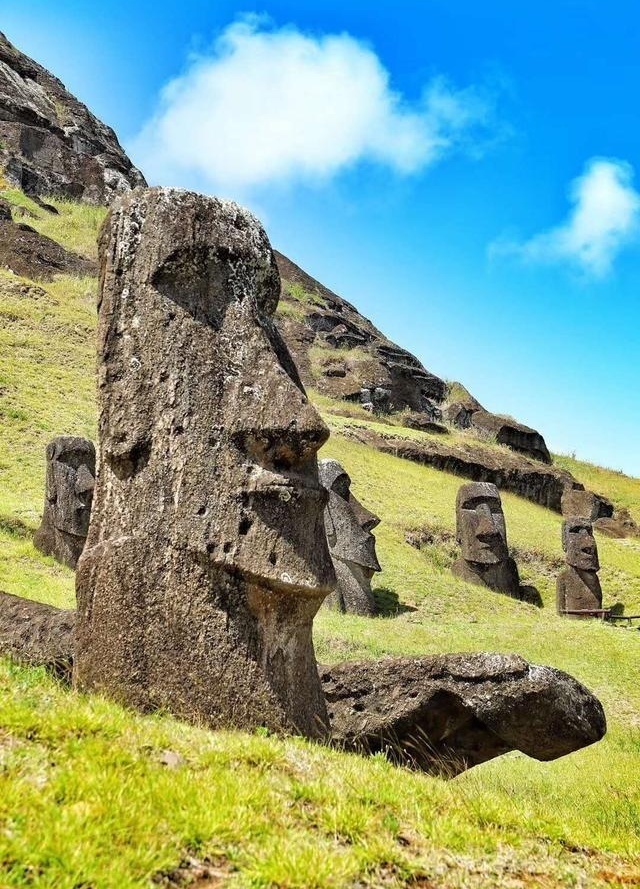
[557,517,605,618]
[73,187,336,739]
[0,596,606,776]
[321,654,606,776]
[319,459,381,616]
[33,436,95,569]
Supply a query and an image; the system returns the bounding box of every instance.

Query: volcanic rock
[321,654,606,776]
[0,31,145,203]
[0,590,75,679]
[73,187,335,738]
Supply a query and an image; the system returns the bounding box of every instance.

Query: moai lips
[74,187,336,738]
[319,459,381,616]
[34,436,95,569]
[451,481,521,598]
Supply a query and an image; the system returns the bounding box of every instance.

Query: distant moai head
[34,436,95,569]
[562,518,600,572]
[319,459,380,614]
[75,187,335,738]
[456,482,509,565]
[45,437,95,537]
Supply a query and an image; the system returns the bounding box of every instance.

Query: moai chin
[34,436,95,569]
[556,517,603,617]
[319,459,381,616]
[451,481,521,598]
[73,187,336,738]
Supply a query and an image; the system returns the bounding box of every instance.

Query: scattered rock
[561,487,614,521]
[402,413,449,434]
[470,410,552,464]
[0,31,145,203]
[73,187,335,738]
[319,459,380,616]
[320,653,606,776]
[34,436,95,569]
[594,508,640,539]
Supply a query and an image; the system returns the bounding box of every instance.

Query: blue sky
[3,0,639,475]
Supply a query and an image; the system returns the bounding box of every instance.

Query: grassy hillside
[1,191,640,888]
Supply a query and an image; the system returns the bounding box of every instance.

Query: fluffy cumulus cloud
[132,17,497,191]
[493,158,640,277]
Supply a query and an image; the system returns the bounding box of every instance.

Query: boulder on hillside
[0,212,96,279]
[321,654,606,776]
[470,410,552,464]
[0,31,145,203]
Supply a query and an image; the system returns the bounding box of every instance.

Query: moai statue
[33,436,95,569]
[451,482,521,598]
[319,459,381,616]
[74,187,336,738]
[556,518,603,617]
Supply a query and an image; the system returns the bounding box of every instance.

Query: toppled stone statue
[321,654,606,776]
[33,437,95,569]
[0,598,606,777]
[73,187,335,738]
[556,518,604,617]
[451,482,521,598]
[319,459,381,616]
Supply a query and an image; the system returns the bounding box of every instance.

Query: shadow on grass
[373,586,417,617]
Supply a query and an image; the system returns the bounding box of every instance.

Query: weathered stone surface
[274,252,448,413]
[561,488,614,521]
[0,213,96,280]
[321,654,606,776]
[470,410,552,464]
[0,31,145,203]
[557,518,604,617]
[402,413,449,434]
[594,508,640,539]
[33,436,95,569]
[319,459,380,616]
[451,482,522,599]
[74,187,335,738]
[0,591,75,679]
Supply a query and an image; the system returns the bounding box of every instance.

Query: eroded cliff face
[0,31,145,203]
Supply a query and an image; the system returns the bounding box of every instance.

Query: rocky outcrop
[0,31,145,203]
[74,187,334,739]
[0,197,95,279]
[346,426,581,512]
[469,410,552,464]
[274,252,447,414]
[321,654,606,776]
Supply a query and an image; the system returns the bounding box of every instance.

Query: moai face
[45,437,95,537]
[319,459,381,579]
[75,187,335,736]
[563,518,600,572]
[456,482,509,565]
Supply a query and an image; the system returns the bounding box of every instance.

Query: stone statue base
[323,560,376,616]
[556,566,603,616]
[34,525,86,570]
[451,557,521,599]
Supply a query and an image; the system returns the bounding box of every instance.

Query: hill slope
[0,191,639,887]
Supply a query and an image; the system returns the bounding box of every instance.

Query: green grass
[1,192,640,887]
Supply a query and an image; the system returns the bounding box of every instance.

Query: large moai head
[456,482,509,564]
[319,459,380,615]
[74,187,335,737]
[452,482,521,598]
[34,436,95,568]
[562,517,600,572]
[557,517,603,617]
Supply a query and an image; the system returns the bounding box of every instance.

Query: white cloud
[492,158,640,277]
[132,17,497,192]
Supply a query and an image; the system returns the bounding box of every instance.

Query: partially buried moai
[74,187,336,738]
[556,518,603,617]
[34,436,95,569]
[319,459,381,616]
[451,482,521,598]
